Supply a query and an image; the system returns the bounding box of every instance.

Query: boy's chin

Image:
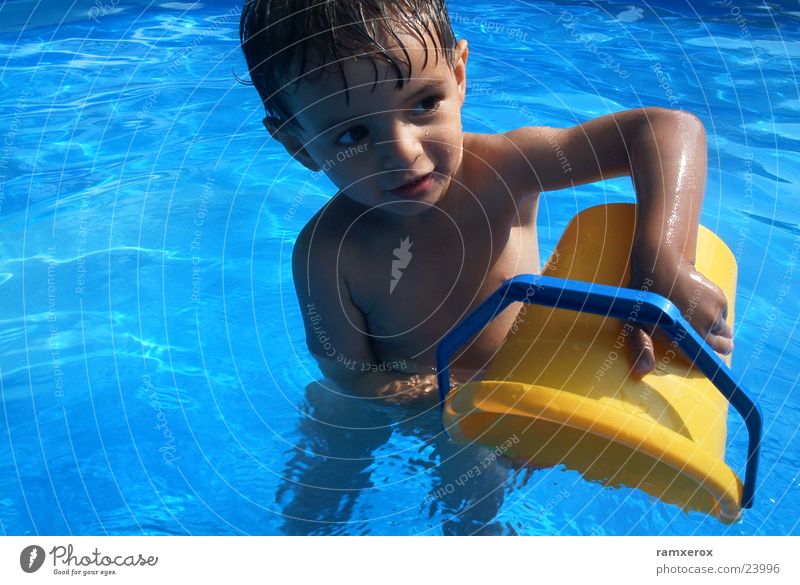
[340,189,445,219]
[379,200,439,217]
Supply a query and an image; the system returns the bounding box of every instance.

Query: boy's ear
[453,39,469,105]
[262,116,321,172]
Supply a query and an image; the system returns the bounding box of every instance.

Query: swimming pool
[0,0,798,535]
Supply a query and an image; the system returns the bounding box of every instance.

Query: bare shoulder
[293,192,360,263]
[461,132,504,175]
[292,191,371,307]
[463,128,562,172]
[460,131,546,206]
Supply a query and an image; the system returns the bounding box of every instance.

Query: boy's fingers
[703,309,733,355]
[709,314,733,338]
[706,314,734,355]
[708,334,734,356]
[700,278,731,333]
[627,326,655,378]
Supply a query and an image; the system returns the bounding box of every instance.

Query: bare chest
[345,194,540,371]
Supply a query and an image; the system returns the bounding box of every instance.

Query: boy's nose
[378,128,424,170]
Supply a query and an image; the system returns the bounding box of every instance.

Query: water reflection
[276,381,513,535]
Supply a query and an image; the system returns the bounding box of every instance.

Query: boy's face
[267,33,469,217]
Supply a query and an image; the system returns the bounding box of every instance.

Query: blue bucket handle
[435,274,762,509]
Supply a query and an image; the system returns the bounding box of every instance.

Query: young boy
[240,0,733,406]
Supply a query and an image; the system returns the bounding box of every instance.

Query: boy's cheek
[324,166,381,202]
[324,161,365,186]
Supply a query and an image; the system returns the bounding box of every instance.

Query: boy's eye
[335,126,368,146]
[413,94,444,115]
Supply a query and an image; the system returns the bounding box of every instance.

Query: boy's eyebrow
[319,79,447,134]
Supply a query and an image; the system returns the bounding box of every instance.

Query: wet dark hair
[238,0,457,130]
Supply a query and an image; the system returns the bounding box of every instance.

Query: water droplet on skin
[425,130,430,137]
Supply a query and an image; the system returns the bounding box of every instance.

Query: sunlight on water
[0,0,797,535]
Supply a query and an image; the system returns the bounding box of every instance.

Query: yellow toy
[436,203,761,523]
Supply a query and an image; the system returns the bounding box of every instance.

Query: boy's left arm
[497,107,733,375]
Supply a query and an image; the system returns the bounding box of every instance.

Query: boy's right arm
[292,224,442,406]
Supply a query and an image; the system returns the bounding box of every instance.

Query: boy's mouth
[387,172,434,199]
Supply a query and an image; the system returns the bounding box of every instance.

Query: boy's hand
[626,259,734,377]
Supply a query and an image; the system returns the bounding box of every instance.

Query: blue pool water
[0,0,798,535]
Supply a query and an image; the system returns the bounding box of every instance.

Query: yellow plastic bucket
[442,203,746,522]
